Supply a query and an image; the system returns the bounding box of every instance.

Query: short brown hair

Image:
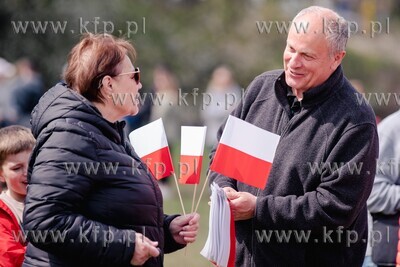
[0,125,35,169]
[63,33,137,103]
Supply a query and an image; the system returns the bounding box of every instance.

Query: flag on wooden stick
[129,118,174,180]
[210,115,280,189]
[179,126,207,184]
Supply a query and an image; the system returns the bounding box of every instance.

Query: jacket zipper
[281,105,304,137]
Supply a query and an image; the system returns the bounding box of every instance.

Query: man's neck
[291,88,304,101]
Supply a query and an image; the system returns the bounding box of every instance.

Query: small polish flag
[129,118,174,180]
[179,126,207,184]
[210,115,280,189]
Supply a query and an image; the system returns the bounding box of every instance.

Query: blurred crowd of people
[0,56,244,144]
[0,57,44,128]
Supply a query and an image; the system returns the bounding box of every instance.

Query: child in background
[0,125,35,266]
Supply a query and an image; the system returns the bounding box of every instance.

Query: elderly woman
[22,34,199,267]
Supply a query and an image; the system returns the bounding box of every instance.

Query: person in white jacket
[367,109,400,266]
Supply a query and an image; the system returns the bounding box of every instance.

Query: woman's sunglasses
[117,67,141,84]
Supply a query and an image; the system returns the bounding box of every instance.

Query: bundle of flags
[200,183,235,267]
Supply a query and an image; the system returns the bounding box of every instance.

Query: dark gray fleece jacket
[210,66,379,267]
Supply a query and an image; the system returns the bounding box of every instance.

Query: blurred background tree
[1,0,399,117]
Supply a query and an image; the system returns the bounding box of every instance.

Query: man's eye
[304,54,313,60]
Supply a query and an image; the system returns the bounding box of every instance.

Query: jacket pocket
[371,213,400,265]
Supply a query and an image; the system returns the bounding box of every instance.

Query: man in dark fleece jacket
[210,6,378,267]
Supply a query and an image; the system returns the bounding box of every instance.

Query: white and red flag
[179,126,207,184]
[129,118,174,180]
[210,115,280,189]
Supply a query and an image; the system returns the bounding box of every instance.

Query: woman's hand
[169,213,200,244]
[130,233,160,266]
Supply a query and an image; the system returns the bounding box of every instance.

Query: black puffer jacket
[23,83,184,267]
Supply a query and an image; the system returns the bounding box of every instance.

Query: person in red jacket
[0,125,35,266]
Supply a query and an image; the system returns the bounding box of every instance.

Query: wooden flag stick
[194,171,210,213]
[185,183,198,257]
[172,172,186,215]
[191,183,198,213]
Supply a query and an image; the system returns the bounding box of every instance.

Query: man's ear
[331,50,346,70]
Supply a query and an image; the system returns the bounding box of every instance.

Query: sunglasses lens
[134,68,140,84]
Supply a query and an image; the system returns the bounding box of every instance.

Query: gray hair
[293,6,348,55]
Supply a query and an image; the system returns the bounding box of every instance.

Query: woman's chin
[130,108,139,116]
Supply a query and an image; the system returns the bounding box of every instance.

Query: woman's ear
[100,75,113,98]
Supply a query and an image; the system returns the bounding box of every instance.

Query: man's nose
[288,53,302,68]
